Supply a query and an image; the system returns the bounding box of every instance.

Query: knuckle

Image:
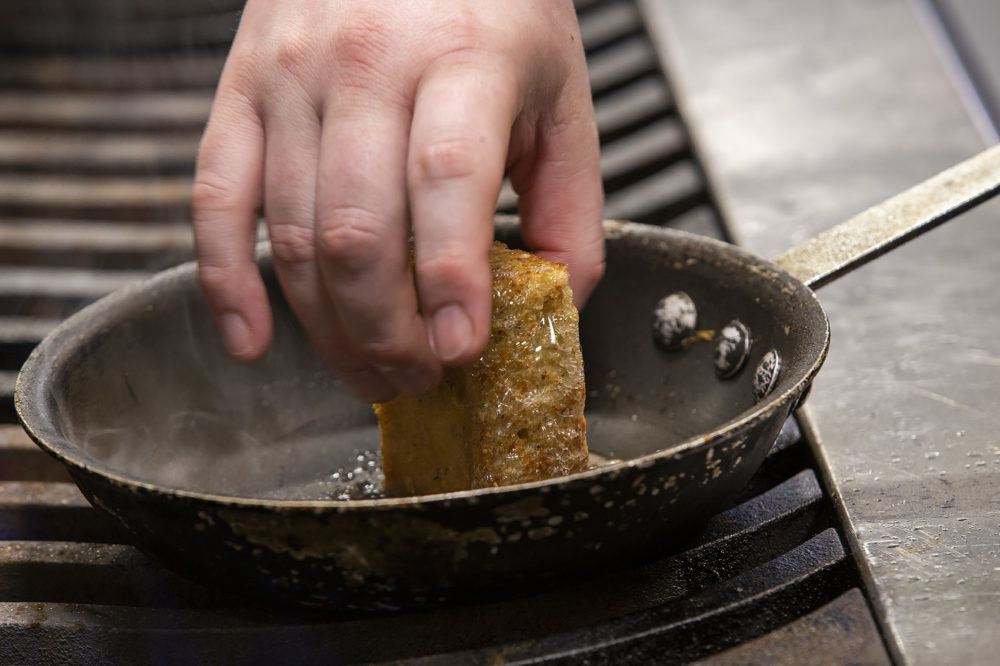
[267,221,314,266]
[412,137,482,184]
[191,175,237,216]
[331,16,394,81]
[196,263,233,298]
[360,337,412,365]
[442,24,483,50]
[424,16,487,56]
[325,331,409,373]
[416,251,473,291]
[222,51,264,95]
[271,31,314,78]
[316,206,385,271]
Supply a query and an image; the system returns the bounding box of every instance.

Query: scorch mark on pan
[492,495,551,523]
[216,509,501,587]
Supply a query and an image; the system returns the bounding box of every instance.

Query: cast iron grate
[0,1,888,664]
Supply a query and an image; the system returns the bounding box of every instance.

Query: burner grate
[0,1,889,663]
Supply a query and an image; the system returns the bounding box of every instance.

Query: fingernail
[219,312,253,358]
[430,304,473,363]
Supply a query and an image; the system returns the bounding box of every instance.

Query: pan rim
[15,219,830,511]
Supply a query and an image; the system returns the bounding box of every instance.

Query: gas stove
[0,1,997,664]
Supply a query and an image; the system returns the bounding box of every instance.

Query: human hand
[192,0,604,402]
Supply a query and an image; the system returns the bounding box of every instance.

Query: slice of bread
[375,242,588,496]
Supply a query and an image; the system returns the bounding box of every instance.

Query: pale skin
[193,0,605,402]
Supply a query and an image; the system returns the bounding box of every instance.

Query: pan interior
[21,224,827,500]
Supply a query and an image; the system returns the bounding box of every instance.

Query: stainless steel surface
[691,589,892,666]
[640,0,1000,663]
[928,0,1000,132]
[773,145,1000,289]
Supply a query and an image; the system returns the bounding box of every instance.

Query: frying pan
[15,145,1000,610]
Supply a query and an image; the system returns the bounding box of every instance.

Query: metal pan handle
[773,144,1000,290]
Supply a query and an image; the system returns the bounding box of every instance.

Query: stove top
[1,0,996,663]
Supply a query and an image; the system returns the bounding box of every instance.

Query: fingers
[513,91,605,309]
[314,93,441,396]
[194,2,605,404]
[408,62,519,365]
[192,88,272,361]
[261,105,348,371]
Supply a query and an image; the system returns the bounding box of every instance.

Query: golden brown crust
[376,242,588,496]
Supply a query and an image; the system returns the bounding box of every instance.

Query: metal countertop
[639,0,1000,663]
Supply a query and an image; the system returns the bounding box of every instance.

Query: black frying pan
[15,146,1000,610]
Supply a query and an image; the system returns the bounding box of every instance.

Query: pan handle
[773,144,1000,290]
